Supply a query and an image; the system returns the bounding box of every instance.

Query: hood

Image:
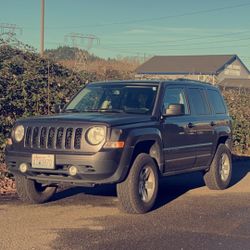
[17,112,153,127]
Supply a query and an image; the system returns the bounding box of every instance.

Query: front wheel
[203,144,232,190]
[117,153,159,214]
[15,175,57,204]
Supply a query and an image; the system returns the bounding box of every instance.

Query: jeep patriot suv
[6,80,232,213]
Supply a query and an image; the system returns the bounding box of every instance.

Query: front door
[162,87,196,172]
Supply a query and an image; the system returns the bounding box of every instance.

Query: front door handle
[187,122,195,128]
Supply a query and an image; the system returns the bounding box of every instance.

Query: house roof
[136,55,242,75]
[219,78,250,89]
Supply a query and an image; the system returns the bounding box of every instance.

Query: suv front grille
[25,126,84,150]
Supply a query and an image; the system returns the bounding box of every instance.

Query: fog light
[68,166,78,176]
[19,163,28,173]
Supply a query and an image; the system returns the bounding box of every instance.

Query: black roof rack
[173,78,212,85]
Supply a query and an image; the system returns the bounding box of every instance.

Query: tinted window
[188,88,210,115]
[207,89,226,114]
[163,88,189,114]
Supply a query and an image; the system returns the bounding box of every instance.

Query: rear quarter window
[207,89,227,114]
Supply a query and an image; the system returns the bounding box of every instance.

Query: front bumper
[6,147,133,186]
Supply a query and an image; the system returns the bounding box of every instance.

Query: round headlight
[14,125,24,142]
[86,127,105,145]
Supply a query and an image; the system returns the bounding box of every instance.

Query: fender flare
[124,127,164,173]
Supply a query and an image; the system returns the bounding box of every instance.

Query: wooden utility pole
[40,0,45,56]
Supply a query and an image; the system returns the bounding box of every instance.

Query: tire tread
[204,144,232,190]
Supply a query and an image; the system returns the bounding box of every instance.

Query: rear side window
[188,88,210,115]
[207,89,226,114]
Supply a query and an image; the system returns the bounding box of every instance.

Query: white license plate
[32,154,55,169]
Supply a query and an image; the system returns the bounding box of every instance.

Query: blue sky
[1,0,250,67]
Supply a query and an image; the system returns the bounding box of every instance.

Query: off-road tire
[15,175,57,204]
[117,153,159,214]
[204,144,232,190]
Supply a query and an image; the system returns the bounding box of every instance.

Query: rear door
[162,86,197,172]
[206,88,230,154]
[186,87,215,167]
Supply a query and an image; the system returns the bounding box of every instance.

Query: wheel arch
[125,128,164,173]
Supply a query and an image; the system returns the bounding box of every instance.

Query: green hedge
[222,89,250,155]
[0,46,96,160]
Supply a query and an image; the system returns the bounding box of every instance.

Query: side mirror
[164,103,185,116]
[53,104,64,113]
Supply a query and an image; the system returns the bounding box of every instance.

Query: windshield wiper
[84,108,125,113]
[64,108,80,113]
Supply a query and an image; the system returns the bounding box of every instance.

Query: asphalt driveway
[0,157,250,250]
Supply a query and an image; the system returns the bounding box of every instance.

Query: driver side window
[163,87,189,115]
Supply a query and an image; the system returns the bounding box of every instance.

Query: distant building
[135,55,250,88]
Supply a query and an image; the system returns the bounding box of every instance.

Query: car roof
[88,80,160,86]
[88,79,215,89]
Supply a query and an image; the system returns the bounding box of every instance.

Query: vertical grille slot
[47,127,56,148]
[25,127,32,147]
[74,128,83,149]
[40,127,47,148]
[32,127,40,147]
[65,128,73,149]
[56,127,64,149]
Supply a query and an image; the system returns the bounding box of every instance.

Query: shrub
[222,88,250,155]
[0,45,95,160]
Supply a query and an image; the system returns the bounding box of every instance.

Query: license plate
[32,154,55,169]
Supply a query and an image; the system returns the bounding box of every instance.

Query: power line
[103,30,250,47]
[97,42,250,55]
[47,30,250,51]
[23,2,250,30]
[46,39,250,57]
[103,35,250,50]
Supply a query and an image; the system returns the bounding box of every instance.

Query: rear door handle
[187,122,195,128]
[210,121,216,126]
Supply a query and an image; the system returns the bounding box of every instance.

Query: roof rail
[174,78,212,85]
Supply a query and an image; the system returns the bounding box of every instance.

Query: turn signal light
[104,141,125,149]
[6,138,13,145]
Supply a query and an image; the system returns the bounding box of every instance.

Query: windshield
[65,84,158,114]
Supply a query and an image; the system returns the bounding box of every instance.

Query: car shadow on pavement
[154,155,250,210]
[154,171,205,210]
[48,156,250,210]
[230,155,250,186]
[49,184,117,204]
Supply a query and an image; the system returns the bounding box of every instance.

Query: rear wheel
[15,175,57,204]
[117,153,159,214]
[203,144,232,190]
